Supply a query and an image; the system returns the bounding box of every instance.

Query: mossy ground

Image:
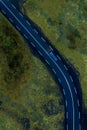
[0,0,87,129]
[0,9,64,130]
[23,0,87,108]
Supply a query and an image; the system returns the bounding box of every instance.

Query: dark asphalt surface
[0,0,82,130]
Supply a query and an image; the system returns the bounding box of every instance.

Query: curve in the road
[0,0,82,130]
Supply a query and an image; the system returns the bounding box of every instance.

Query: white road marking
[70,75,73,82]
[67,124,68,130]
[1,1,78,129]
[45,59,50,65]
[74,87,77,94]
[12,4,16,9]
[1,9,6,14]
[19,12,23,17]
[77,100,80,107]
[41,37,46,42]
[57,55,61,61]
[16,25,21,31]
[63,89,66,95]
[26,20,31,26]
[64,65,68,71]
[38,51,43,56]
[24,34,28,39]
[66,112,68,119]
[65,100,68,107]
[79,112,80,119]
[52,68,56,74]
[9,17,13,23]
[79,124,81,130]
[30,42,35,47]
[34,29,38,34]
[58,78,61,83]
[49,45,53,51]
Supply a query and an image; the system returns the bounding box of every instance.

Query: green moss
[0,13,34,91]
[0,10,64,130]
[0,111,22,130]
[24,0,87,110]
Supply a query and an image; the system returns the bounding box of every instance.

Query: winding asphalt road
[0,0,82,130]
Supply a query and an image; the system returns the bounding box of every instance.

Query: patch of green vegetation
[0,12,64,130]
[0,111,22,130]
[23,1,87,129]
[24,0,87,110]
[0,13,33,91]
